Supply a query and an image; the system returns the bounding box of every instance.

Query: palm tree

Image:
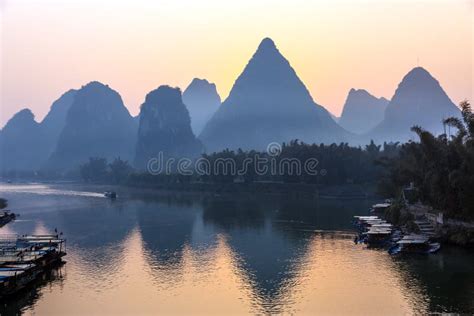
[443,101,473,143]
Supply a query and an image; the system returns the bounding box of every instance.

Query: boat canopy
[370,223,392,227]
[364,220,387,224]
[400,234,429,240]
[367,230,392,235]
[372,203,391,208]
[397,239,429,244]
[397,235,429,244]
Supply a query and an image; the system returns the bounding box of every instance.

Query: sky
[0,0,472,127]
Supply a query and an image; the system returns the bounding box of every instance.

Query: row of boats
[353,215,441,254]
[0,234,66,298]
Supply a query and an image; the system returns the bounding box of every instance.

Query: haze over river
[0,183,473,315]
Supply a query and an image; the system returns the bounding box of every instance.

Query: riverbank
[398,203,474,248]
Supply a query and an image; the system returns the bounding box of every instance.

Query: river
[0,183,473,315]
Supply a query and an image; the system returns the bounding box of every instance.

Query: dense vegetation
[81,141,397,185]
[379,101,474,220]
[0,198,7,210]
[79,157,133,184]
[198,140,398,184]
[117,140,398,185]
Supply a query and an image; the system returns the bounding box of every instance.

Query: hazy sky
[1,0,472,127]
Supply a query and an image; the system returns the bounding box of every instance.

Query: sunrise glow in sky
[1,0,472,126]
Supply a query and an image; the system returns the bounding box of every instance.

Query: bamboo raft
[0,233,66,298]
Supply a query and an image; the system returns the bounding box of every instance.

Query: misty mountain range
[0,38,461,172]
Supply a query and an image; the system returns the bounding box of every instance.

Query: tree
[109,157,133,184]
[80,157,108,182]
[0,198,7,210]
[380,101,474,221]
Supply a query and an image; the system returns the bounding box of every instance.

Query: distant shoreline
[0,180,379,200]
[122,181,378,200]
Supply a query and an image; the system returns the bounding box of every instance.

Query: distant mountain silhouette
[0,109,46,171]
[40,89,77,156]
[338,89,388,134]
[367,67,460,143]
[0,90,78,171]
[182,78,221,136]
[49,81,137,169]
[134,86,203,169]
[199,38,349,151]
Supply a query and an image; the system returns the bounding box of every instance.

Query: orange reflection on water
[22,228,431,315]
[277,235,429,315]
[25,228,257,315]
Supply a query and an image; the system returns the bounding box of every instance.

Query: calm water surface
[0,183,473,315]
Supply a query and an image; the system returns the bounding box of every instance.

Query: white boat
[370,202,391,213]
[388,235,441,254]
[104,191,117,199]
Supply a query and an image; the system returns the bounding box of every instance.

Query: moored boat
[0,264,41,296]
[388,235,441,255]
[353,216,389,232]
[365,228,394,247]
[369,202,391,213]
[0,233,66,298]
[353,216,396,246]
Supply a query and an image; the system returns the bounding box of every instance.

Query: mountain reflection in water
[0,183,473,315]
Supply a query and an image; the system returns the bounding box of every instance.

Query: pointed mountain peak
[257,37,277,52]
[393,66,448,100]
[402,67,437,83]
[2,108,39,133]
[200,38,348,151]
[183,79,221,136]
[12,108,35,121]
[407,66,431,76]
[4,109,37,129]
[231,37,301,95]
[369,66,460,142]
[0,108,44,171]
